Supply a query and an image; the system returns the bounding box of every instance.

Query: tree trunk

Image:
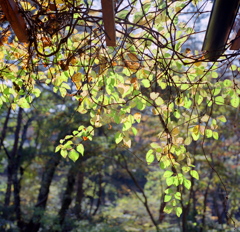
[3,107,25,230]
[25,153,61,232]
[58,164,77,226]
[74,162,84,219]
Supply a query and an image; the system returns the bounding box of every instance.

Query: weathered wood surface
[0,0,29,42]
[101,0,116,46]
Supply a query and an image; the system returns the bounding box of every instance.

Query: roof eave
[202,0,240,61]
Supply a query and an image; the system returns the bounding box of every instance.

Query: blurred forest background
[0,0,240,231]
[0,67,239,232]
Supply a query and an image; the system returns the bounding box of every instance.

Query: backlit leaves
[1,0,239,219]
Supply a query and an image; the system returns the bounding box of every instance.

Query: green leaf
[63,141,73,149]
[190,170,199,180]
[59,87,67,97]
[163,170,173,178]
[172,199,177,206]
[215,96,224,105]
[182,166,190,172]
[163,205,173,214]
[231,64,237,71]
[118,10,129,19]
[191,132,200,141]
[146,149,155,164]
[164,195,172,202]
[223,79,232,87]
[213,131,219,140]
[205,129,212,138]
[55,145,61,153]
[32,88,41,97]
[176,207,182,217]
[132,127,138,136]
[69,150,79,162]
[141,79,150,88]
[160,159,171,169]
[183,178,191,190]
[231,97,239,108]
[150,142,161,149]
[115,132,123,144]
[155,97,164,105]
[60,149,68,158]
[184,137,192,146]
[76,144,84,156]
[164,188,173,194]
[217,115,226,122]
[197,95,203,105]
[174,192,181,200]
[211,72,218,78]
[166,177,174,186]
[123,121,132,131]
[64,135,73,140]
[18,98,30,108]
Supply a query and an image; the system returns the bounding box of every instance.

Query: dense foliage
[0,0,239,231]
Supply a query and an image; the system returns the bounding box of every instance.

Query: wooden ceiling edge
[101,0,116,46]
[0,0,29,42]
[230,29,240,50]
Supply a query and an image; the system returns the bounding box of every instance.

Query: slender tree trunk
[4,108,22,206]
[74,163,84,219]
[58,164,77,226]
[25,153,61,232]
[3,108,25,230]
[181,175,194,232]
[119,153,160,232]
[92,172,102,216]
[0,106,11,152]
[158,187,169,222]
[200,170,213,232]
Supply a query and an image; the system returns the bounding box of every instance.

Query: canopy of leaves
[0,0,239,220]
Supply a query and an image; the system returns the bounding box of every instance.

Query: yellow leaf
[71,73,84,90]
[171,127,179,137]
[127,53,139,62]
[123,138,131,148]
[150,92,159,100]
[192,125,199,135]
[55,0,65,3]
[133,112,141,121]
[194,61,202,67]
[0,52,4,59]
[72,73,84,82]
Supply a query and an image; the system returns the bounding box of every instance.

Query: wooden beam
[0,0,29,42]
[101,0,116,46]
[202,0,240,61]
[230,29,240,50]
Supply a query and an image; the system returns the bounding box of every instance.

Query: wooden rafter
[202,0,240,61]
[0,0,29,42]
[230,29,240,50]
[101,0,116,46]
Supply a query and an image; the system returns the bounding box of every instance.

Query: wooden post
[230,29,240,50]
[0,0,29,42]
[101,0,116,46]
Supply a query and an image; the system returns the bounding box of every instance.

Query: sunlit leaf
[60,149,68,158]
[163,205,173,214]
[164,195,172,202]
[76,144,84,156]
[176,207,182,217]
[163,170,173,178]
[190,170,199,180]
[231,97,239,108]
[146,149,154,164]
[183,178,191,190]
[18,98,30,108]
[69,150,79,162]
